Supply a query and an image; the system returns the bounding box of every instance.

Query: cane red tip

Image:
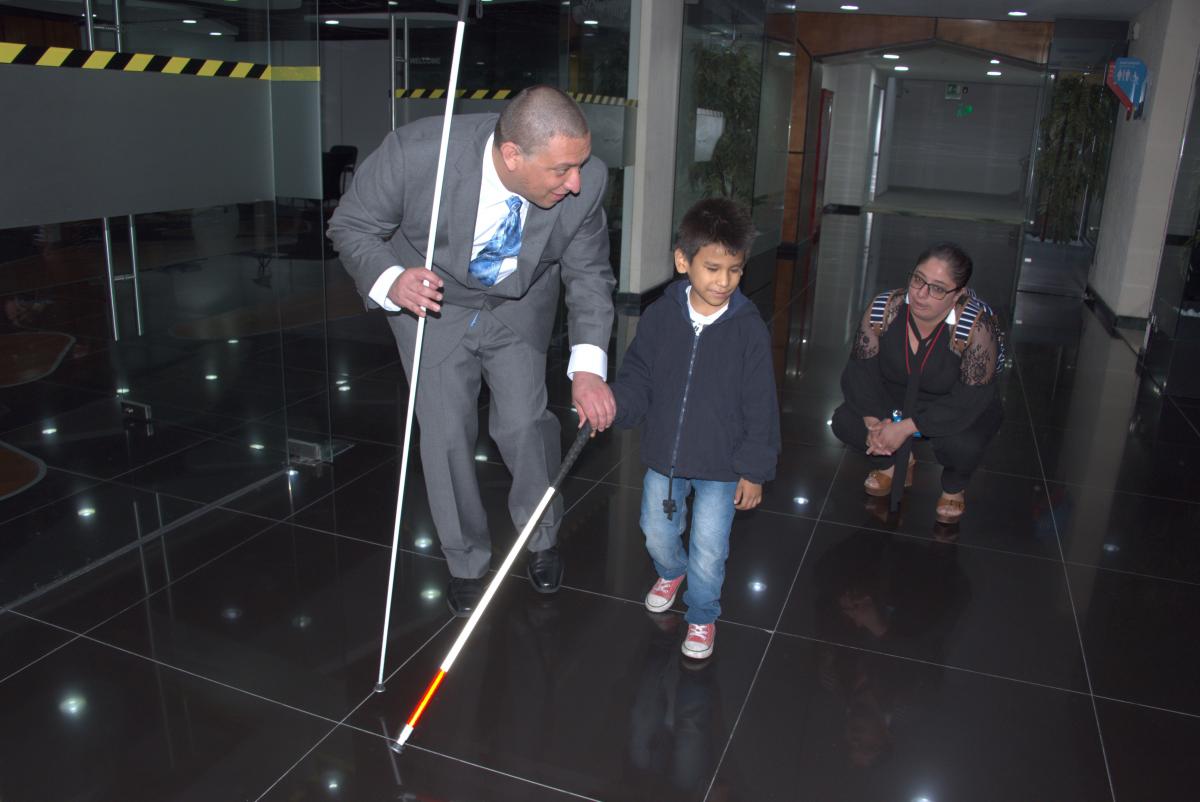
[407,669,447,729]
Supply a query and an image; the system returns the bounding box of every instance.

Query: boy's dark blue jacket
[612,279,781,484]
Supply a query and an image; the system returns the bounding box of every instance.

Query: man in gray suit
[328,86,616,617]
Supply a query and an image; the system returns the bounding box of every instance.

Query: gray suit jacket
[327,113,616,367]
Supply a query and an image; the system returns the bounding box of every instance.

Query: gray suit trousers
[390,307,562,579]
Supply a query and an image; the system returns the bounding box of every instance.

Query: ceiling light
[205,374,218,381]
[116,387,130,395]
[227,338,239,344]
[987,70,1002,76]
[583,19,599,25]
[882,53,900,60]
[325,19,340,25]
[209,31,222,36]
[778,51,793,57]
[793,496,809,505]
[894,65,909,71]
[990,59,1001,64]
[338,385,351,392]
[182,19,197,24]
[250,443,265,451]
[42,427,57,435]
[840,4,860,9]
[1007,10,1027,16]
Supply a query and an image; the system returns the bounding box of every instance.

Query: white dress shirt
[368,134,607,380]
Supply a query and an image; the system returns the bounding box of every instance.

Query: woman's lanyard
[904,305,947,376]
[889,304,948,511]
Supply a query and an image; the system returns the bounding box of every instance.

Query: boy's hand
[734,478,762,511]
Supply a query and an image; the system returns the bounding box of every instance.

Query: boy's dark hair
[915,241,973,288]
[675,197,756,262]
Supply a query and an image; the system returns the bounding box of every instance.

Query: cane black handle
[551,422,593,489]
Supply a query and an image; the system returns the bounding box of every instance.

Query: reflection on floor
[2,212,1200,800]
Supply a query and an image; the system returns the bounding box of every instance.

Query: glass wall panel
[0,0,327,603]
[672,0,792,275]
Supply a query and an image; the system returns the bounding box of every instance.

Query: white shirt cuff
[368,266,405,311]
[567,344,608,382]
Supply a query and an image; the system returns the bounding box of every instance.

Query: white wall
[886,79,1039,197]
[822,62,878,207]
[1091,0,1200,318]
[628,0,683,293]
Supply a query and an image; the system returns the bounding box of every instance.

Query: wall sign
[1107,57,1148,120]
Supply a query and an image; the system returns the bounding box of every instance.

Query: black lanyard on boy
[890,305,947,511]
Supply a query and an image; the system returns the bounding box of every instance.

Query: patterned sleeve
[840,299,894,420]
[960,311,1001,386]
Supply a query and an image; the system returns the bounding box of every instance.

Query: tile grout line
[1014,358,1118,802]
[775,629,1095,699]
[701,447,847,802]
[251,616,460,802]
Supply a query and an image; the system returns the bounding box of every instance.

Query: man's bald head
[495,85,589,155]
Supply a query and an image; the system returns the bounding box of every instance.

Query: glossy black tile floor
[3,214,1200,800]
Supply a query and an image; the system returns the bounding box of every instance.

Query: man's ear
[497,140,523,171]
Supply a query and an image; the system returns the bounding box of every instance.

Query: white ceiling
[823,42,1049,86]
[790,0,1156,23]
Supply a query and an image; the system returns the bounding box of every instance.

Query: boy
[612,197,781,659]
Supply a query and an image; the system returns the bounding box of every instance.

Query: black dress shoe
[526,546,563,594]
[446,576,486,618]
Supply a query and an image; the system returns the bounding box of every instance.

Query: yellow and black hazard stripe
[395,87,513,100]
[566,91,636,107]
[0,41,319,81]
[395,86,636,107]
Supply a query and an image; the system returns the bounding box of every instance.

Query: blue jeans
[640,468,737,625]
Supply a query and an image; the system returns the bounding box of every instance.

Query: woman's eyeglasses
[909,272,958,300]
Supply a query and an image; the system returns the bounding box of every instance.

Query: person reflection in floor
[626,614,725,798]
[813,529,970,768]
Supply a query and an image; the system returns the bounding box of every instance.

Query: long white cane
[375,0,474,693]
[391,423,593,752]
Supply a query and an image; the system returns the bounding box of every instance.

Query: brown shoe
[864,455,915,498]
[935,492,966,524]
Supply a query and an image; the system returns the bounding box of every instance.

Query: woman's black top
[841,288,1003,438]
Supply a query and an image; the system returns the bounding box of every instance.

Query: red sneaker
[645,575,684,613]
[682,623,715,659]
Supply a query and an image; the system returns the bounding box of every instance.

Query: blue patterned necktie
[468,196,523,287]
